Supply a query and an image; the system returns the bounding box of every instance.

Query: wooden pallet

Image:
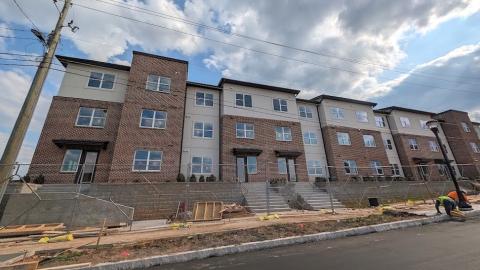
[191,202,223,222]
[0,223,65,238]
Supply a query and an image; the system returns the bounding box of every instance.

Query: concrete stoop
[293,182,344,210]
[243,183,291,213]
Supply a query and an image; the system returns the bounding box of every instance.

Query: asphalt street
[151,217,480,270]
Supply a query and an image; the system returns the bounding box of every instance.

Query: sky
[0,0,480,165]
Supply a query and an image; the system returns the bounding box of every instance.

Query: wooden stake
[96,218,107,249]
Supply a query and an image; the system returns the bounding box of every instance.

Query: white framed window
[76,107,107,128]
[375,116,385,127]
[235,93,252,108]
[363,135,376,147]
[246,156,257,174]
[236,123,254,139]
[195,92,214,107]
[132,150,163,172]
[420,120,429,130]
[60,149,82,172]
[140,109,167,129]
[391,164,401,176]
[330,107,345,120]
[429,140,440,152]
[370,160,384,175]
[146,74,171,92]
[343,160,358,175]
[87,72,115,89]
[307,160,323,175]
[299,105,313,118]
[273,98,288,112]
[303,132,318,145]
[462,122,471,132]
[470,142,480,153]
[408,138,419,150]
[384,139,393,150]
[400,117,411,128]
[193,122,213,139]
[356,111,368,123]
[437,164,448,176]
[275,127,292,141]
[277,158,287,174]
[337,132,351,145]
[191,156,213,174]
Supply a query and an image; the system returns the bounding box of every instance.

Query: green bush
[199,175,205,182]
[189,174,197,182]
[22,174,31,183]
[176,173,186,182]
[33,174,45,184]
[206,174,216,182]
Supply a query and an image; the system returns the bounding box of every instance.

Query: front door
[236,157,246,182]
[75,151,99,183]
[287,158,297,182]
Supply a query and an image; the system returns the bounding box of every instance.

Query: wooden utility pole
[0,0,72,201]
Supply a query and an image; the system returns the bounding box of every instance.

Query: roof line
[132,51,188,64]
[378,106,435,116]
[218,78,300,94]
[187,81,222,90]
[311,94,377,107]
[56,55,131,71]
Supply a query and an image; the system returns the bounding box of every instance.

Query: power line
[0,35,37,40]
[12,0,41,32]
[0,52,42,57]
[90,0,480,84]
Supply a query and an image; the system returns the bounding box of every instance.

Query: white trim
[194,91,214,108]
[236,122,255,139]
[234,92,253,108]
[191,156,213,175]
[275,126,292,141]
[85,71,116,91]
[75,107,107,128]
[132,149,163,172]
[60,149,83,173]
[139,109,168,129]
[272,98,288,112]
[145,74,171,93]
[192,121,214,139]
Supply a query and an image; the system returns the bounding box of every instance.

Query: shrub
[176,173,186,182]
[22,174,31,183]
[33,174,45,184]
[199,175,205,182]
[206,174,216,182]
[269,178,286,186]
[189,174,197,182]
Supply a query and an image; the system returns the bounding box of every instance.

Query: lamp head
[426,120,439,132]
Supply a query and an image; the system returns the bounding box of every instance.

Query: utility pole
[0,0,72,201]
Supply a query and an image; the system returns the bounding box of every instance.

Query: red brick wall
[29,96,122,183]
[392,133,449,180]
[321,126,391,181]
[109,52,188,182]
[435,111,480,179]
[220,115,308,182]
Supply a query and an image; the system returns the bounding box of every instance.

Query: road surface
[153,217,480,270]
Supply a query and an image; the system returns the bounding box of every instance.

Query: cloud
[375,43,480,120]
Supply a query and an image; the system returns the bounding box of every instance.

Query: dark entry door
[75,151,99,183]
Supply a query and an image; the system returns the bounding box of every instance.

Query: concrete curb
[80,210,480,270]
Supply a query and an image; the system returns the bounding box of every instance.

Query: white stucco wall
[473,124,480,139]
[180,86,221,179]
[318,99,377,130]
[374,113,405,176]
[57,63,129,103]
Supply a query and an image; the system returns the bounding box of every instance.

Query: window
[76,107,106,128]
[87,72,115,89]
[370,160,384,175]
[343,160,358,175]
[246,156,257,174]
[471,142,480,153]
[437,164,448,176]
[236,123,254,139]
[356,111,368,123]
[278,158,287,174]
[195,92,214,107]
[408,138,419,150]
[235,93,252,108]
[375,116,385,127]
[299,105,313,118]
[400,117,411,128]
[193,122,213,138]
[61,149,82,172]
[462,122,471,132]
[307,160,323,175]
[384,139,393,150]
[140,109,167,129]
[191,156,213,174]
[273,98,288,112]
[303,132,318,145]
[133,150,163,171]
[337,132,351,145]
[391,164,401,176]
[330,107,345,120]
[146,74,171,92]
[420,120,429,130]
[429,140,440,152]
[363,135,376,147]
[275,127,292,141]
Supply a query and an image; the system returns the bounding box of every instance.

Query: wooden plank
[0,261,38,270]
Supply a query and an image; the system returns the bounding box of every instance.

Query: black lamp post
[426,120,465,203]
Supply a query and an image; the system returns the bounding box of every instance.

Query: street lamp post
[426,120,465,203]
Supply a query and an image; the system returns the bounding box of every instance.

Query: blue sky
[0,0,479,164]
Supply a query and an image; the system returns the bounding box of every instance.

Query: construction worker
[435,195,457,216]
[447,190,472,210]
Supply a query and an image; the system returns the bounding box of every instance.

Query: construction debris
[258,214,280,221]
[191,202,223,221]
[38,233,74,244]
[0,224,65,238]
[0,260,38,270]
[220,203,246,214]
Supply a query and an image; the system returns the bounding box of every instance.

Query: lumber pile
[0,224,65,238]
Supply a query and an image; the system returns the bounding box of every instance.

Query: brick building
[28,51,479,183]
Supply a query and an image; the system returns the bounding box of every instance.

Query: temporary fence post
[325,167,335,214]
